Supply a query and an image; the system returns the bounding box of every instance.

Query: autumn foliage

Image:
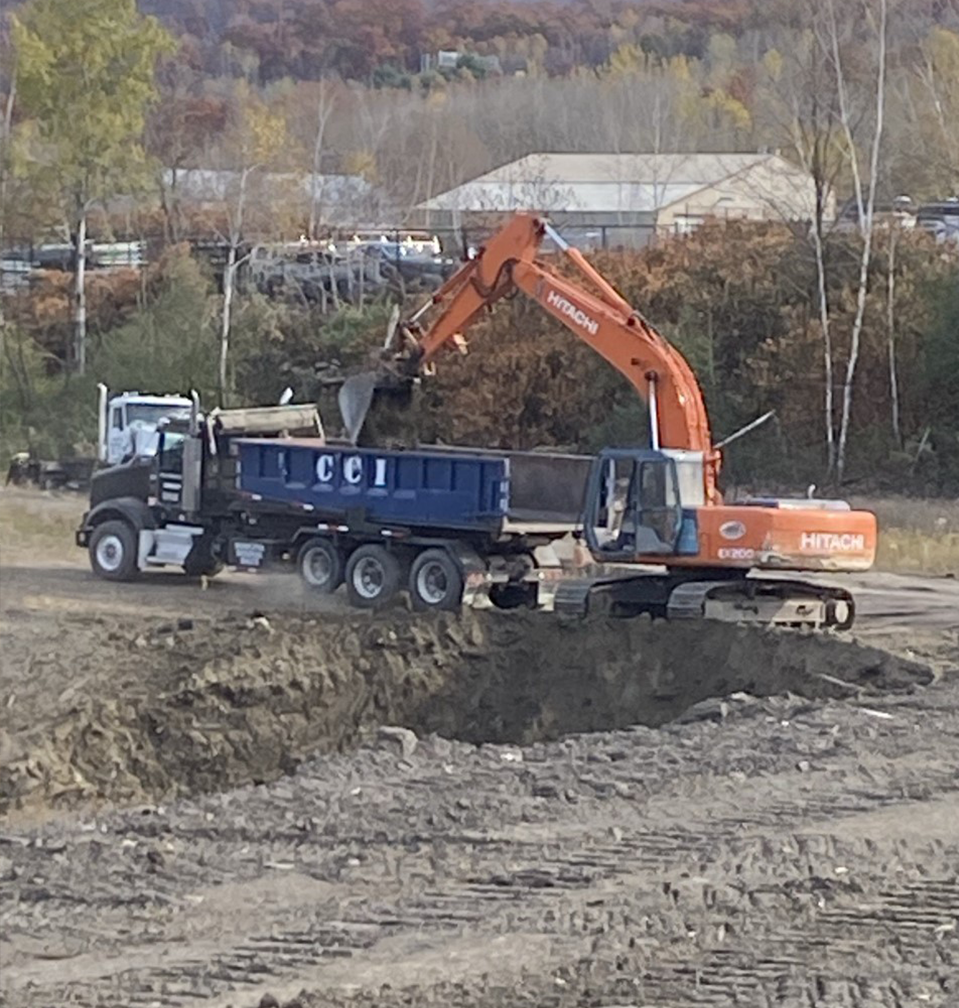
[397,222,959,491]
[4,224,959,490]
[139,0,750,83]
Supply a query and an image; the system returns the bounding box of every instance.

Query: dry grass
[0,487,83,566]
[2,487,956,578]
[849,495,959,575]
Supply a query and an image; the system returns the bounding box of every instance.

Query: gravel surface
[2,488,958,1008]
[3,680,958,1007]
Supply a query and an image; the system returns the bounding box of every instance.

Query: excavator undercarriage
[553,572,856,630]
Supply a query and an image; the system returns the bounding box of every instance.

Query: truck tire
[298,537,344,593]
[345,544,401,610]
[409,548,464,612]
[89,519,138,582]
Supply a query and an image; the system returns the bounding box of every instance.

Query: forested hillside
[136,0,761,81]
[135,0,954,83]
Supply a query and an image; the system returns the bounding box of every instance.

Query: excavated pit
[0,609,934,819]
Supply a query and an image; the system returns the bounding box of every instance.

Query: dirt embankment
[0,608,934,820]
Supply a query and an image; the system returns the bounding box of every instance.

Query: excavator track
[554,573,856,630]
[668,577,856,629]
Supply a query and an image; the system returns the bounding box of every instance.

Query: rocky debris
[376,725,418,758]
[0,610,934,820]
[2,668,958,1008]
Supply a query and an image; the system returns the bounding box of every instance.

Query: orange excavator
[341,213,877,628]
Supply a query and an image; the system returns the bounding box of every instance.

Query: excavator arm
[395,214,722,504]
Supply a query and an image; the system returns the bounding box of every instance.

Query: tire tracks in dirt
[3,676,958,1007]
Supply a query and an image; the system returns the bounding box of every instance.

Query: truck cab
[78,401,324,581]
[98,385,193,466]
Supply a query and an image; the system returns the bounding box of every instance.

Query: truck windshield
[126,403,191,426]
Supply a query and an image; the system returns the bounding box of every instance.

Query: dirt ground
[1,487,958,1008]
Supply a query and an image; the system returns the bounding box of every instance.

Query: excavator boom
[399,215,721,502]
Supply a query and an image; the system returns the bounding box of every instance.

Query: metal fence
[0,217,797,296]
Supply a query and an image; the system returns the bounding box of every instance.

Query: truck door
[156,431,185,506]
[155,429,203,513]
[584,451,682,561]
[107,403,129,464]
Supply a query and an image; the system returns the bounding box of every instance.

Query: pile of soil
[0,608,933,819]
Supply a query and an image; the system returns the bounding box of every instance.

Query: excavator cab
[584,449,689,561]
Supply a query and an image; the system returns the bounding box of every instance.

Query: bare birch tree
[307,79,337,239]
[886,223,901,447]
[758,28,846,473]
[826,0,889,481]
[214,92,288,406]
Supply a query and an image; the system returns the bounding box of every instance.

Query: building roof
[421,152,807,214]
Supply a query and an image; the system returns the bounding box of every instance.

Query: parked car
[834,195,916,232]
[357,240,458,290]
[915,199,959,244]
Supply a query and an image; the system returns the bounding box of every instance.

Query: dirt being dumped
[0,607,933,819]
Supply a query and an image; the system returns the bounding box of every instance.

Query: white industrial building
[162,169,381,225]
[420,152,830,246]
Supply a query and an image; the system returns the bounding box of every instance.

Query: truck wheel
[298,537,344,593]
[89,520,138,582]
[345,544,401,609]
[409,548,464,612]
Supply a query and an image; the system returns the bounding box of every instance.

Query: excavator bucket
[338,371,379,444]
[336,304,402,444]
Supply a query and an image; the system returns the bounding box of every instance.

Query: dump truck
[76,398,589,610]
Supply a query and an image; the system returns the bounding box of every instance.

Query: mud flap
[441,542,494,608]
[137,529,157,570]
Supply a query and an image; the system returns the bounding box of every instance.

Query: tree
[757,22,845,474]
[306,79,338,238]
[910,27,959,196]
[0,43,18,336]
[212,88,290,405]
[12,0,174,374]
[825,0,889,482]
[886,220,902,447]
[146,70,230,242]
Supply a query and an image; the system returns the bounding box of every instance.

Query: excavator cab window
[585,451,681,560]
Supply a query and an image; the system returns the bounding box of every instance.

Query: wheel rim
[96,534,124,573]
[353,557,385,600]
[416,561,449,605]
[303,548,333,587]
